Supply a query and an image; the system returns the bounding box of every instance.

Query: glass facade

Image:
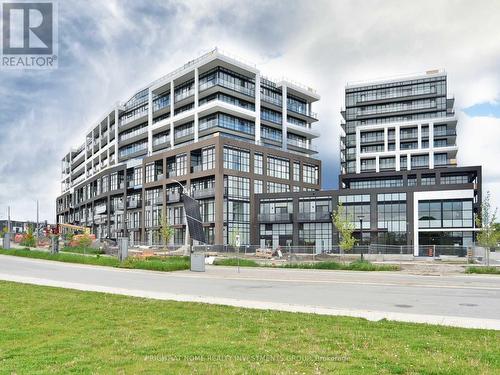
[418,199,473,229]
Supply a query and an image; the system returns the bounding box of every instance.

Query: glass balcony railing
[199,77,255,97]
[153,135,170,146]
[119,126,148,142]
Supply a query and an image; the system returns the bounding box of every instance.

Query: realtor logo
[1,1,58,69]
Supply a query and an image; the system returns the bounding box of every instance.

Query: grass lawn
[61,245,105,255]
[0,248,190,272]
[466,266,500,275]
[215,258,399,271]
[0,281,498,374]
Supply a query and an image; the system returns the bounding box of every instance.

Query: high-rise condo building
[253,70,481,255]
[56,49,321,246]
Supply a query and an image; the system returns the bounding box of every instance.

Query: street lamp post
[358,215,365,261]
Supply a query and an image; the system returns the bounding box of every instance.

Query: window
[350,178,403,189]
[225,176,250,199]
[411,154,428,169]
[110,173,118,190]
[223,146,250,172]
[254,180,263,194]
[441,174,470,185]
[202,147,215,171]
[145,163,154,183]
[293,162,300,182]
[267,156,289,179]
[176,154,187,176]
[407,175,417,186]
[266,181,290,193]
[303,164,318,184]
[377,193,407,244]
[418,199,473,229]
[338,195,370,229]
[261,125,282,142]
[261,108,282,124]
[361,158,376,171]
[133,167,142,186]
[421,175,435,186]
[299,222,332,249]
[254,153,263,175]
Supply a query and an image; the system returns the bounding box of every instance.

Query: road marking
[1,273,499,331]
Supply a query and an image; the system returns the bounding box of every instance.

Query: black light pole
[358,215,364,261]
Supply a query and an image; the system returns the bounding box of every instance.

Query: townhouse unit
[56,48,321,246]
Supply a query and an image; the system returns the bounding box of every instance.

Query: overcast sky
[1,0,500,222]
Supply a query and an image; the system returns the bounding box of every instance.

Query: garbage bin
[190,252,205,272]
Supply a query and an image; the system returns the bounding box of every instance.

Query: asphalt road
[1,254,499,329]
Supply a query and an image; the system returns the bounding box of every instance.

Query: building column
[282,84,287,150]
[384,127,388,152]
[194,68,199,142]
[147,89,153,155]
[355,127,361,173]
[255,72,261,144]
[114,107,119,161]
[395,124,401,171]
[170,81,175,148]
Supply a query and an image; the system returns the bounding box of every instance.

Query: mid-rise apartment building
[254,70,481,255]
[56,49,321,246]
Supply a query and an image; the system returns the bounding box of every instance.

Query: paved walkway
[1,254,499,330]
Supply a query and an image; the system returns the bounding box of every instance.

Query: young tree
[159,208,175,249]
[332,203,357,253]
[475,191,498,266]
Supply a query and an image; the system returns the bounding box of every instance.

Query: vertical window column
[194,67,199,142]
[395,124,401,171]
[169,81,174,148]
[147,89,153,155]
[282,85,287,150]
[255,72,261,144]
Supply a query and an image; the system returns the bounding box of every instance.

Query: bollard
[3,233,11,249]
[51,236,59,254]
[118,237,128,262]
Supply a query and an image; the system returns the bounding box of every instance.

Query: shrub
[213,258,259,267]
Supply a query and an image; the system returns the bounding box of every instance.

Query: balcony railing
[193,187,215,199]
[257,213,293,222]
[127,200,142,209]
[167,192,180,203]
[297,212,331,221]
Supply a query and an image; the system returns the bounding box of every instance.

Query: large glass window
[202,147,215,171]
[303,164,319,185]
[377,193,407,244]
[418,199,473,229]
[338,195,370,229]
[254,153,263,175]
[267,156,289,180]
[223,146,250,172]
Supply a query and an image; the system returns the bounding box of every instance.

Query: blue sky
[463,102,500,118]
[1,0,500,221]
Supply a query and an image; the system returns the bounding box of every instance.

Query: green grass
[0,281,498,374]
[215,258,399,271]
[0,248,189,272]
[61,245,105,255]
[213,258,260,267]
[466,266,500,275]
[283,260,399,272]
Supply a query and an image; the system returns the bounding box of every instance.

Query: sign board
[235,234,241,247]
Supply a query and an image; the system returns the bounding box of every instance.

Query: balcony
[191,165,202,173]
[434,129,457,137]
[167,192,181,203]
[257,213,293,222]
[127,200,142,209]
[199,77,254,97]
[297,212,331,222]
[193,187,215,199]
